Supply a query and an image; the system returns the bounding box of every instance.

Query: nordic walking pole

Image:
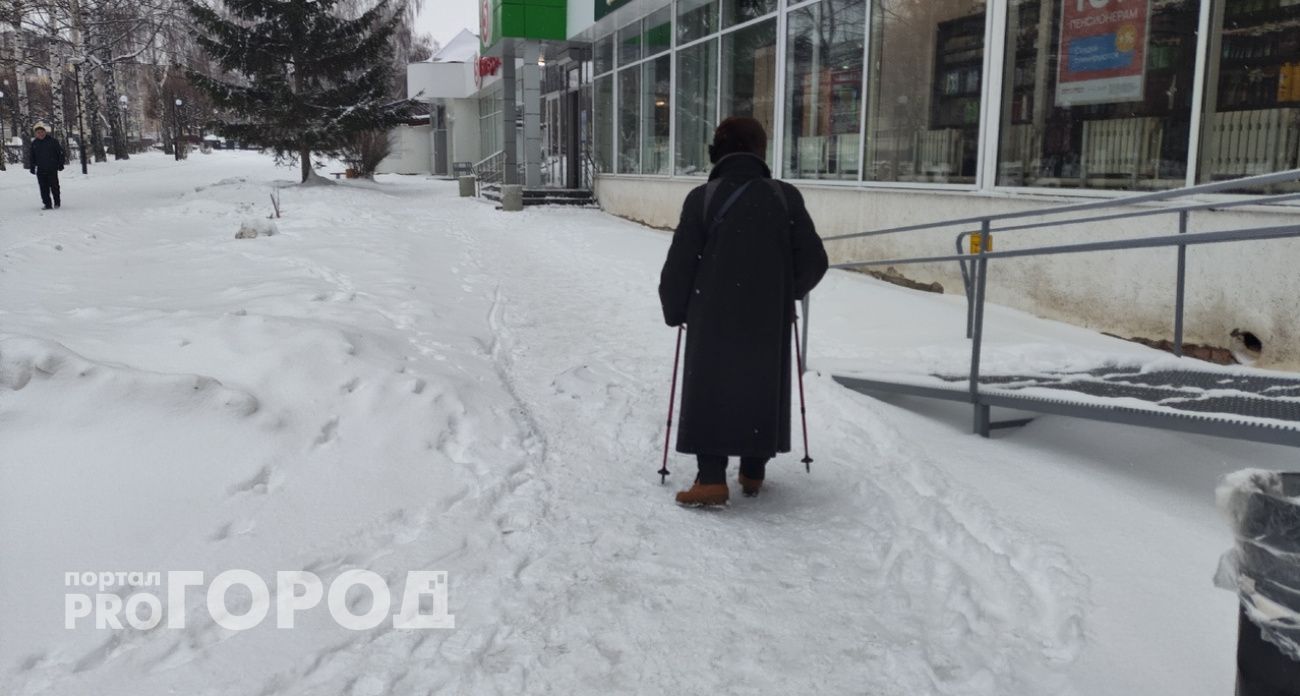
[660,325,684,484]
[793,317,813,472]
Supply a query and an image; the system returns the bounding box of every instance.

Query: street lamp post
[172,98,183,161]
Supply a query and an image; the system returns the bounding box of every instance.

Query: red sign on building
[1055,0,1151,106]
[473,56,502,89]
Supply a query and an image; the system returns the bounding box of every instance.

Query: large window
[619,21,643,66]
[1197,0,1300,187]
[783,0,865,180]
[676,39,719,175]
[643,55,672,174]
[866,0,985,184]
[722,19,778,159]
[594,36,614,75]
[679,0,719,43]
[618,67,641,173]
[479,87,502,158]
[645,7,673,57]
[595,76,614,172]
[723,0,777,28]
[997,0,1199,189]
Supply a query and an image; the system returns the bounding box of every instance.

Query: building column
[522,41,543,188]
[501,39,519,186]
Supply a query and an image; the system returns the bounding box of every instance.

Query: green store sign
[480,0,567,50]
[595,0,634,20]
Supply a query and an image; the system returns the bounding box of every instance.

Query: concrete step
[525,197,598,207]
[522,188,593,199]
[480,185,595,207]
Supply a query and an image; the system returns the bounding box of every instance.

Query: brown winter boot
[675,482,729,507]
[738,473,763,497]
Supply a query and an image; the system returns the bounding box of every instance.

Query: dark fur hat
[707,116,767,164]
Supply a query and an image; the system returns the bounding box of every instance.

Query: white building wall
[449,100,481,166]
[407,62,476,101]
[377,125,432,175]
[595,175,1300,368]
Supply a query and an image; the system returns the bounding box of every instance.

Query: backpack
[700,178,798,314]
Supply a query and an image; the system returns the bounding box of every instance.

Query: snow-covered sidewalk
[1,153,1288,695]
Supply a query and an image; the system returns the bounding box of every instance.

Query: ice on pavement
[1,152,1291,695]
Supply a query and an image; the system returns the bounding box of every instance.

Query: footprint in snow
[314,417,339,446]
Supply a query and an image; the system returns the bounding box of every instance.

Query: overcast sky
[414,0,480,48]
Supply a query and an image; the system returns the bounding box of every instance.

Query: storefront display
[582,0,1299,193]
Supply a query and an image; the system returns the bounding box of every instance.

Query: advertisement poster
[1055,0,1152,106]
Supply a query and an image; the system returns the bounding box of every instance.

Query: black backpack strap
[706,179,757,236]
[766,179,789,218]
[702,179,724,221]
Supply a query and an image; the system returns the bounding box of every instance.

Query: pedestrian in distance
[26,122,66,210]
[658,116,829,507]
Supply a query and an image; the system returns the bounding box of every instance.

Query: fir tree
[186,0,416,182]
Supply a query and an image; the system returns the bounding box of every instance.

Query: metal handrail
[835,222,1300,269]
[804,168,1300,438]
[580,149,598,191]
[987,190,1300,235]
[472,150,505,189]
[822,167,1300,242]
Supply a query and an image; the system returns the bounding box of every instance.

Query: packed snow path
[1,153,1287,695]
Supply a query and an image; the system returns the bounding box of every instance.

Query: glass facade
[783,0,865,180]
[595,76,614,171]
[866,0,985,184]
[585,0,1300,194]
[1198,0,1300,187]
[997,0,1198,189]
[643,55,673,174]
[478,86,503,158]
[723,0,777,28]
[678,0,718,43]
[676,39,719,175]
[645,7,673,57]
[619,20,643,65]
[721,19,778,160]
[594,36,614,75]
[618,66,641,173]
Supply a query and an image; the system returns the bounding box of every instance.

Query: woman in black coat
[658,117,829,506]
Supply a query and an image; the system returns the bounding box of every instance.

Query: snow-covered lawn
[1,152,1288,695]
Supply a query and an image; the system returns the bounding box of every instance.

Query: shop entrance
[542,61,592,189]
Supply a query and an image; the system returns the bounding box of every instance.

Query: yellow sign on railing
[969,232,992,254]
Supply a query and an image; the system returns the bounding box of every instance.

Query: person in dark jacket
[26,122,66,210]
[658,116,829,507]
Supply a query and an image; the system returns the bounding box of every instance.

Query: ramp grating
[933,365,1300,424]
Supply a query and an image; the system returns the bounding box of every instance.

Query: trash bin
[1214,470,1300,696]
[501,184,524,212]
[458,175,476,198]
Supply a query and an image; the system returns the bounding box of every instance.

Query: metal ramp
[805,167,1300,449]
[834,366,1300,448]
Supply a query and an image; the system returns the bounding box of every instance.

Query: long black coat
[27,136,66,173]
[659,153,829,458]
